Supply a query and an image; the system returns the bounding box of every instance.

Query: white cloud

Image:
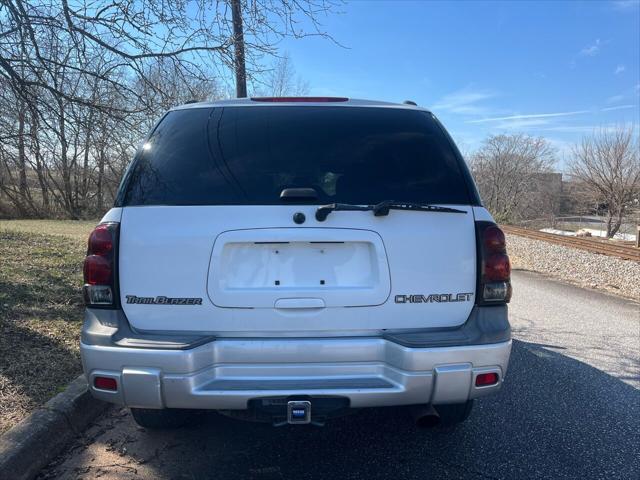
[606,94,625,104]
[579,39,603,57]
[601,104,636,112]
[612,0,640,11]
[614,64,626,75]
[542,126,597,134]
[546,138,574,165]
[466,110,589,124]
[527,122,639,134]
[492,118,554,130]
[431,87,498,115]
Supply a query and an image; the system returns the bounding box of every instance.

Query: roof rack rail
[183,99,199,105]
[403,100,417,106]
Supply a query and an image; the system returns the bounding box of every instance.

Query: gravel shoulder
[507,233,640,301]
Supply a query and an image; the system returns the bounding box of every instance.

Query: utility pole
[231,0,247,98]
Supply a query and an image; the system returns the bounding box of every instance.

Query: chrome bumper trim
[82,338,511,409]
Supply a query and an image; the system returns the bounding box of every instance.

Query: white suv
[81,97,512,429]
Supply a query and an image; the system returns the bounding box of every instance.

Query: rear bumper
[82,333,511,410]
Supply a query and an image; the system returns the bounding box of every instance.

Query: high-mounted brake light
[83,222,119,307]
[250,96,349,103]
[476,222,512,304]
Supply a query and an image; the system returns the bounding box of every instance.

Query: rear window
[119,106,473,206]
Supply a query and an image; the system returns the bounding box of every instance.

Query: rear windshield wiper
[315,200,467,221]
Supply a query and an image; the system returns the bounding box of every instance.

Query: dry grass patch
[0,221,95,433]
[0,219,96,241]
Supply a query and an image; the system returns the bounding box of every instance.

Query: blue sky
[279,0,640,168]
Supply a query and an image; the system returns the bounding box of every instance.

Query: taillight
[84,255,112,284]
[83,222,119,308]
[476,222,512,304]
[483,226,506,252]
[87,224,113,255]
[485,253,511,281]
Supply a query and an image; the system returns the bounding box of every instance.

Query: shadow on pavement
[41,339,640,480]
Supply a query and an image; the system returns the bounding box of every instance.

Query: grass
[0,220,96,433]
[0,219,96,241]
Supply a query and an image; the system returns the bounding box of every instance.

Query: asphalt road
[40,270,640,480]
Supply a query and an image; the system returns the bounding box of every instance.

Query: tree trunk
[30,111,50,212]
[57,100,78,218]
[231,0,247,98]
[16,105,30,216]
[97,146,105,212]
[607,206,625,239]
[605,213,614,238]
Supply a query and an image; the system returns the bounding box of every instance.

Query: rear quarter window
[118,106,476,206]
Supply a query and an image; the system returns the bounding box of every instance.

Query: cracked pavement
[39,271,640,479]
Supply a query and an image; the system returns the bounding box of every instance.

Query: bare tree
[0,0,340,113]
[263,52,310,96]
[569,127,640,238]
[469,134,556,223]
[0,0,342,218]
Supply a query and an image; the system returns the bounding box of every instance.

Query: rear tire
[434,400,474,426]
[130,408,199,429]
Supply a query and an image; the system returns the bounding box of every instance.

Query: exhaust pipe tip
[411,404,441,429]
[415,413,440,429]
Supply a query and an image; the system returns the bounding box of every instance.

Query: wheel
[434,400,474,427]
[130,408,200,429]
